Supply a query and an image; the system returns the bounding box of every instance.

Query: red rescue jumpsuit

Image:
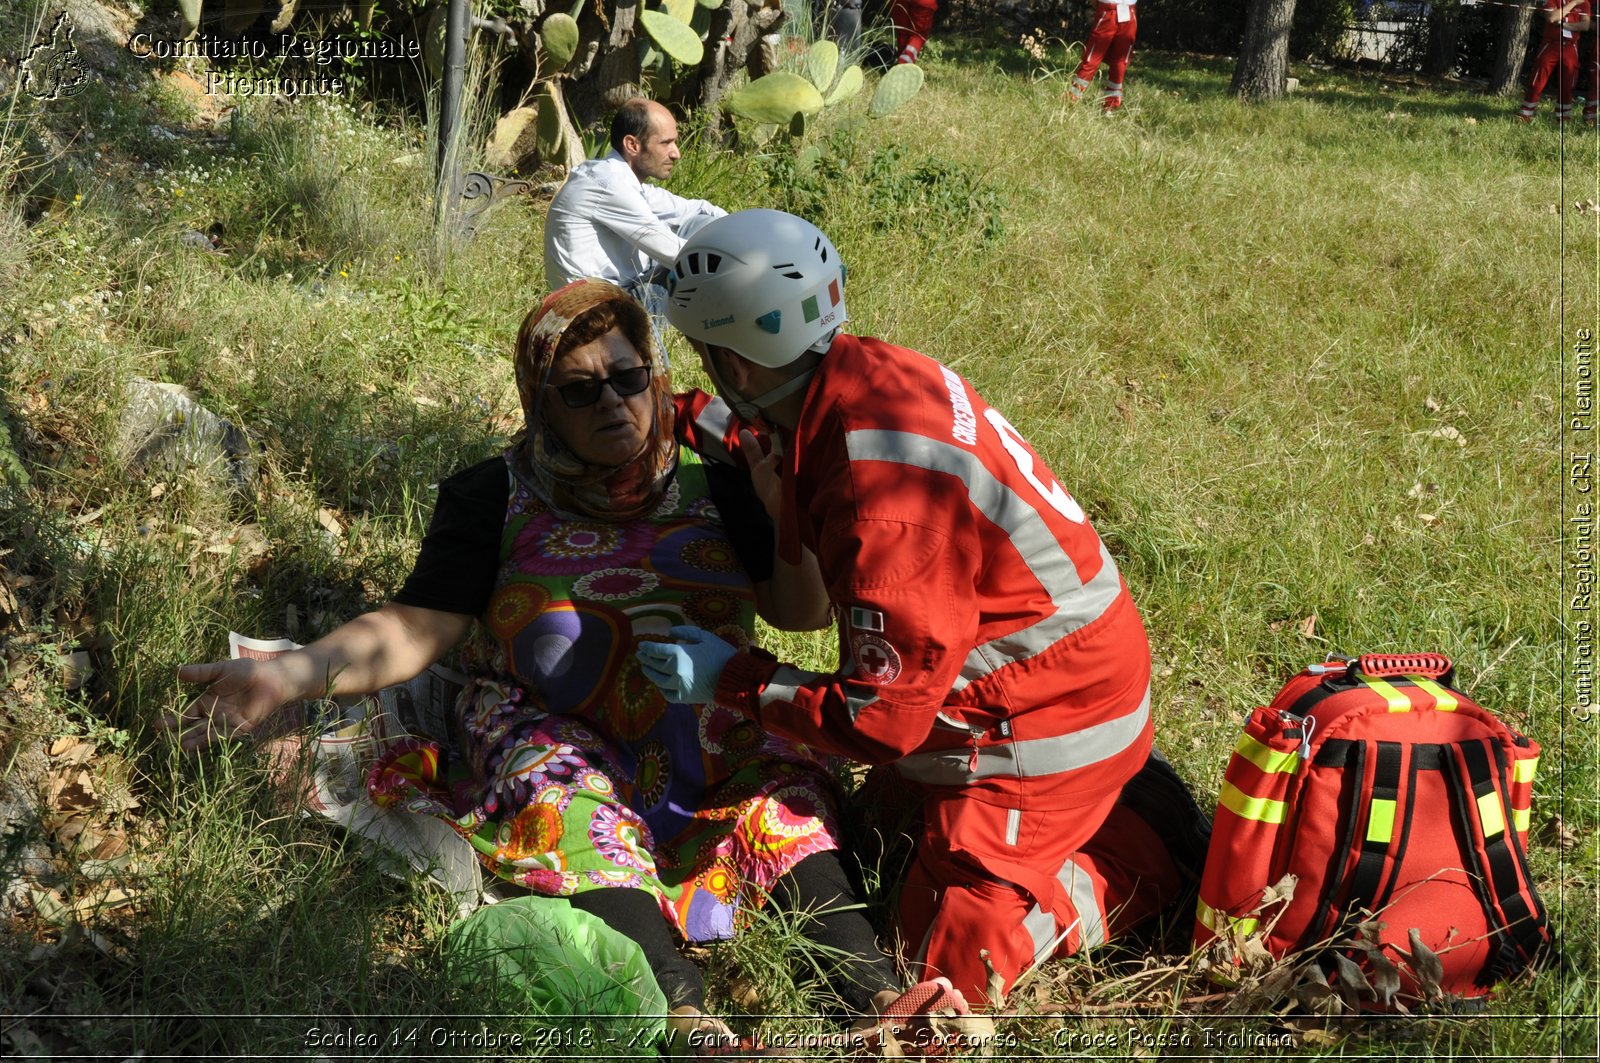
[1521,0,1591,121]
[889,0,938,64]
[712,334,1184,1003]
[1073,0,1138,110]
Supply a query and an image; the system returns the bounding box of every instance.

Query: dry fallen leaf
[1418,513,1439,526]
[1538,814,1580,850]
[49,735,78,756]
[1405,928,1446,999]
[1407,482,1437,498]
[1427,425,1466,446]
[1297,614,1318,638]
[316,508,345,537]
[1331,951,1375,1008]
[72,885,135,917]
[1366,949,1402,1008]
[52,769,98,812]
[1238,934,1277,974]
[1260,873,1298,907]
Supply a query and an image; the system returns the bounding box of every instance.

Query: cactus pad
[640,10,705,66]
[726,71,825,124]
[541,12,580,70]
[665,0,696,23]
[536,84,565,157]
[806,40,840,93]
[869,62,923,117]
[824,63,862,106]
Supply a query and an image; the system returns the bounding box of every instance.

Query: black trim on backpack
[1346,742,1404,920]
[1309,742,1368,944]
[1438,739,1548,988]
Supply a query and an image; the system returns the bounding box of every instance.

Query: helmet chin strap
[707,357,817,424]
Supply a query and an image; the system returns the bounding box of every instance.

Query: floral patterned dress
[369,448,842,940]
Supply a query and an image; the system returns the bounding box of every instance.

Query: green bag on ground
[444,896,668,1056]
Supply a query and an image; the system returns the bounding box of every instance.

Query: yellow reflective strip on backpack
[1476,792,1506,839]
[1197,898,1259,938]
[1235,732,1300,775]
[1361,675,1412,712]
[1408,676,1458,711]
[1366,798,1397,844]
[1513,756,1539,784]
[1219,780,1287,824]
[1514,807,1530,834]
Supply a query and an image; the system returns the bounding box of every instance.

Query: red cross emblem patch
[851,633,902,685]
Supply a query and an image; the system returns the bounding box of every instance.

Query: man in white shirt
[543,99,726,355]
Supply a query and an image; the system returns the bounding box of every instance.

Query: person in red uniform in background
[889,0,938,64]
[1069,0,1139,113]
[1520,0,1592,122]
[1580,17,1600,124]
[636,209,1210,1007]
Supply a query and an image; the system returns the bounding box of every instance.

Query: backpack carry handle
[1353,652,1454,682]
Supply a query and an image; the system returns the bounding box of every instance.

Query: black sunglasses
[548,365,652,408]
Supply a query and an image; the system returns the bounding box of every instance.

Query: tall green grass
[0,23,1592,1058]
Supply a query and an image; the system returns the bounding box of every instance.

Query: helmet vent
[688,252,701,274]
[781,271,803,279]
[706,253,722,272]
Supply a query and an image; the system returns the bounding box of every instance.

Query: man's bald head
[610,98,681,182]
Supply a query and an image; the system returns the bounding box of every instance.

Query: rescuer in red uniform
[1069,0,1139,112]
[636,209,1208,1005]
[889,0,939,64]
[1520,0,1592,122]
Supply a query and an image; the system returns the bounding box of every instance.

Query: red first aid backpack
[1193,653,1551,1004]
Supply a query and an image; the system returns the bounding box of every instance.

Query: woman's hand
[161,657,296,751]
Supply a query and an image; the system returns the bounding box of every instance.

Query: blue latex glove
[635,625,739,706]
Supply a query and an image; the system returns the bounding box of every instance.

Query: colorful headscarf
[512,280,676,522]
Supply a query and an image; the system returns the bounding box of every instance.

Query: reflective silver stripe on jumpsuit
[1022,854,1108,961]
[841,429,1125,694]
[895,686,1152,785]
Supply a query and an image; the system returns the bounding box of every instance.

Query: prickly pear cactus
[726,70,824,124]
[869,62,923,117]
[536,83,565,157]
[664,0,697,24]
[540,12,580,71]
[823,63,862,106]
[806,39,839,93]
[639,9,704,66]
[179,0,202,33]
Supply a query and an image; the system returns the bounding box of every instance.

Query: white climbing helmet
[665,209,847,368]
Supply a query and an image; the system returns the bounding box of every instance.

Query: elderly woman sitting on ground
[164,279,966,1056]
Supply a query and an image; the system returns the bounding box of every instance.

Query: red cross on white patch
[851,633,902,685]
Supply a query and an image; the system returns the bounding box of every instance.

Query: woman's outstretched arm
[161,603,473,750]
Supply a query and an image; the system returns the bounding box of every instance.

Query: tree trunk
[1422,2,1460,78]
[1488,1,1535,96]
[562,0,645,128]
[1232,0,1298,100]
[688,0,787,134]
